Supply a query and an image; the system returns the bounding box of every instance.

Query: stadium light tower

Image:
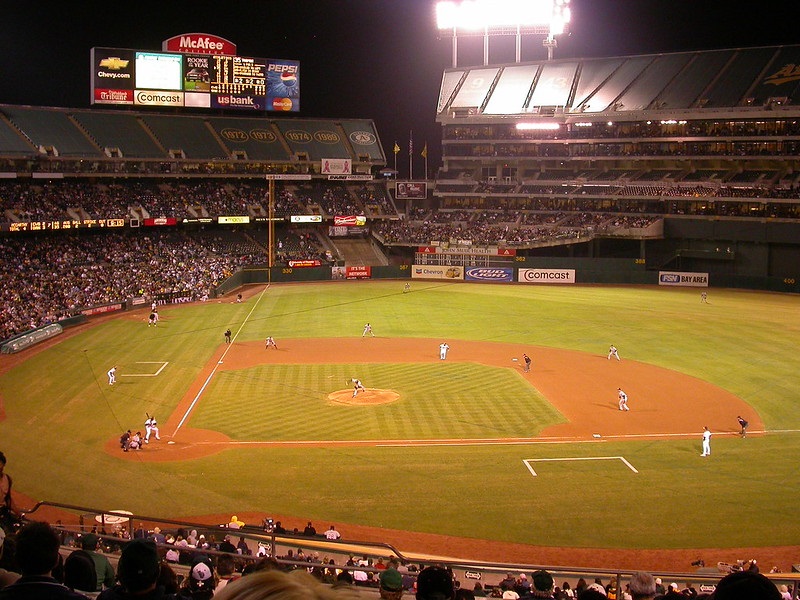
[436,0,570,66]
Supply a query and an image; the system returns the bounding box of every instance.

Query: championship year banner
[658,271,709,287]
[518,268,576,284]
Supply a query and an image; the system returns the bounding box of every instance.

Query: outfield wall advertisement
[412,265,464,280]
[658,271,709,287]
[464,267,513,282]
[518,268,576,284]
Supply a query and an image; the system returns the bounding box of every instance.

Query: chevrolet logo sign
[99,57,129,70]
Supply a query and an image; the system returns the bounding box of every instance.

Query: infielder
[701,426,711,456]
[107,366,117,385]
[617,387,629,411]
[145,415,160,443]
[351,378,366,397]
[608,345,621,361]
[148,311,157,327]
[737,415,748,438]
[362,323,375,337]
[265,336,278,349]
[439,342,450,360]
[523,353,532,372]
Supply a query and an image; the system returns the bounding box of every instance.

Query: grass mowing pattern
[194,363,563,441]
[2,282,800,549]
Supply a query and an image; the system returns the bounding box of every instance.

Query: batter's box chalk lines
[523,456,638,477]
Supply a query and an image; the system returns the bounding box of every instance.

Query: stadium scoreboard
[91,47,299,112]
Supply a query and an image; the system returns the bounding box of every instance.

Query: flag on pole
[421,143,427,158]
[393,142,400,154]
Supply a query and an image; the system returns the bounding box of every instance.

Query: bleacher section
[2,106,100,157]
[74,111,164,158]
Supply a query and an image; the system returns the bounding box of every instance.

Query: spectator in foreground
[628,572,656,600]
[379,568,404,600]
[214,568,360,600]
[711,570,780,600]
[0,527,20,590]
[96,540,163,600]
[63,550,98,598]
[529,570,555,599]
[0,521,89,599]
[416,566,455,600]
[79,533,115,592]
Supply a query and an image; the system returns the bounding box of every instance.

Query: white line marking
[523,456,638,477]
[173,284,270,436]
[120,361,169,377]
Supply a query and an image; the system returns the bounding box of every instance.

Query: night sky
[1,0,797,176]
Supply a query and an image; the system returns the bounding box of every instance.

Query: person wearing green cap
[379,568,404,600]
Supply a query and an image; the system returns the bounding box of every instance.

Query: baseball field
[1,281,799,571]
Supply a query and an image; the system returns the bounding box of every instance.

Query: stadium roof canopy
[436,44,800,122]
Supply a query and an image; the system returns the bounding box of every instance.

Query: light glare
[436,0,570,31]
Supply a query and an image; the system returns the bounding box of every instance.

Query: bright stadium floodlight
[436,0,570,66]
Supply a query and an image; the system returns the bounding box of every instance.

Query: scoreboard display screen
[91,47,299,112]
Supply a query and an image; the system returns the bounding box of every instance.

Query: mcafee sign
[162,33,236,55]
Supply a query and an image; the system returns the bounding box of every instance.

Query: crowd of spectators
[0,180,396,223]
[0,230,254,341]
[0,519,791,600]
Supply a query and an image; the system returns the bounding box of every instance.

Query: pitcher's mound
[328,389,400,406]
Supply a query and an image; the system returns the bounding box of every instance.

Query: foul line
[523,456,639,477]
[120,361,169,377]
[173,285,270,436]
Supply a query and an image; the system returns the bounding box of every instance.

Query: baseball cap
[585,583,607,596]
[189,556,215,590]
[416,566,454,600]
[380,567,403,591]
[532,570,554,592]
[118,540,160,592]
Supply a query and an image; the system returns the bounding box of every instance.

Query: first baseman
[107,366,117,385]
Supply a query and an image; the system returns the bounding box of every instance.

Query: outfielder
[144,415,160,443]
[351,378,366,397]
[617,387,629,411]
[608,345,621,361]
[107,366,117,385]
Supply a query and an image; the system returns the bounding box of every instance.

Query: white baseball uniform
[701,428,711,456]
[107,367,116,385]
[608,345,620,361]
[618,388,629,411]
[439,343,450,360]
[145,417,160,442]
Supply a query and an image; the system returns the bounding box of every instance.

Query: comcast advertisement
[518,268,576,284]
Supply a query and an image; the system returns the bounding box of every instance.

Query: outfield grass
[1,281,799,550]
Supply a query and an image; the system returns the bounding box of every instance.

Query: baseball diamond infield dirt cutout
[5,316,797,572]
